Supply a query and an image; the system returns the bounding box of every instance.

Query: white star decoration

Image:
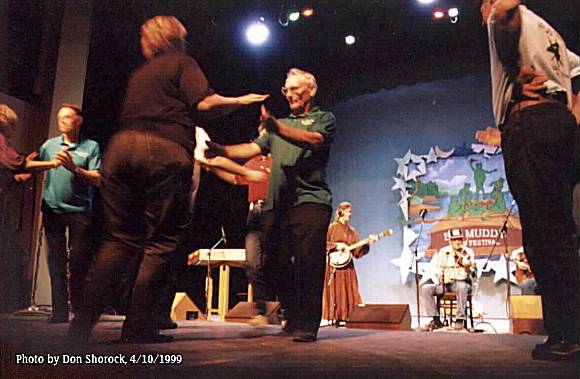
[394,157,409,178]
[424,147,438,163]
[390,246,415,284]
[487,254,517,284]
[407,160,427,181]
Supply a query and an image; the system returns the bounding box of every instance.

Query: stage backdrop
[326,73,525,319]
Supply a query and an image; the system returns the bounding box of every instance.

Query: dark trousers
[262,203,331,333]
[76,130,193,335]
[42,205,92,316]
[501,102,579,343]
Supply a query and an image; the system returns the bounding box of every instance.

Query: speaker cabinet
[225,301,281,324]
[510,295,545,335]
[171,292,206,321]
[346,304,412,330]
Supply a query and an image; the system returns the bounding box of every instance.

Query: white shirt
[488,4,580,126]
[430,245,475,283]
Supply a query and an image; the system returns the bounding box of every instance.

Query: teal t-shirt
[254,107,335,212]
[38,135,101,213]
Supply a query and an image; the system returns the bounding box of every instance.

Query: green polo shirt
[254,107,335,212]
[38,135,101,213]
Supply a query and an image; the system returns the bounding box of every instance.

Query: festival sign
[390,144,523,284]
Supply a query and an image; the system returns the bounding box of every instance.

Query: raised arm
[197,93,269,119]
[490,0,522,72]
[260,105,326,149]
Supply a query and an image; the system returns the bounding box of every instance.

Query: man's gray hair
[286,68,318,90]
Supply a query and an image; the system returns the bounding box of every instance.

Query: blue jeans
[421,280,471,319]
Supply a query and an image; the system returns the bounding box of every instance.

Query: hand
[334,242,348,252]
[517,66,548,100]
[25,151,39,162]
[475,127,501,147]
[13,173,32,182]
[54,149,76,172]
[236,93,269,106]
[260,105,278,132]
[368,234,379,244]
[205,141,226,158]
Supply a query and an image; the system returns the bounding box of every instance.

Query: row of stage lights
[246,6,357,46]
[417,0,460,23]
[245,3,461,46]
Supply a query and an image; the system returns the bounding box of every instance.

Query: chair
[437,291,474,329]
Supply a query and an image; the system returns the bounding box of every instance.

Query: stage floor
[1,314,577,378]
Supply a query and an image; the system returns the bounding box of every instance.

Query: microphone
[221,226,227,245]
[419,209,427,219]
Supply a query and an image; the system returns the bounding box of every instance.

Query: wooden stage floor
[1,314,577,378]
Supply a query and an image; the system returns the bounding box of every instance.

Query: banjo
[328,229,393,269]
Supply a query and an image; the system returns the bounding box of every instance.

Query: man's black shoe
[292,331,317,343]
[532,339,579,361]
[157,319,178,330]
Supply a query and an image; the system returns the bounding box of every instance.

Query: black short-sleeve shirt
[119,51,214,153]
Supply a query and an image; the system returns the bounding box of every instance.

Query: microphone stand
[204,227,227,320]
[14,218,51,317]
[410,211,426,328]
[479,200,517,326]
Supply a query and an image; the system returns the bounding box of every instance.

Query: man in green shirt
[207,68,335,342]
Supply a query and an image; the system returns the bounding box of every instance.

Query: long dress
[322,222,369,322]
[0,133,25,312]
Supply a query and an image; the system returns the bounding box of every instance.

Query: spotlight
[288,11,300,22]
[432,9,445,20]
[417,0,436,4]
[302,7,315,17]
[245,21,270,45]
[448,8,459,18]
[345,35,356,45]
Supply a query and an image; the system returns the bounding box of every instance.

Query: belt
[507,91,567,118]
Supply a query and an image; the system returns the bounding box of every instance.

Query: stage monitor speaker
[510,295,545,335]
[171,292,206,321]
[346,304,411,331]
[225,301,281,324]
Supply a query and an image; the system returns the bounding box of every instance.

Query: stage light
[345,35,356,45]
[448,8,459,18]
[288,11,300,22]
[245,21,270,45]
[432,9,445,20]
[417,0,436,4]
[302,8,314,17]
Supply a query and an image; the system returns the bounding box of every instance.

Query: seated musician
[511,248,538,295]
[322,202,378,325]
[421,228,475,331]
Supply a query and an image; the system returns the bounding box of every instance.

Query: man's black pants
[262,203,331,334]
[502,102,578,343]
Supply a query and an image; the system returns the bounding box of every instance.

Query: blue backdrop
[326,73,515,318]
